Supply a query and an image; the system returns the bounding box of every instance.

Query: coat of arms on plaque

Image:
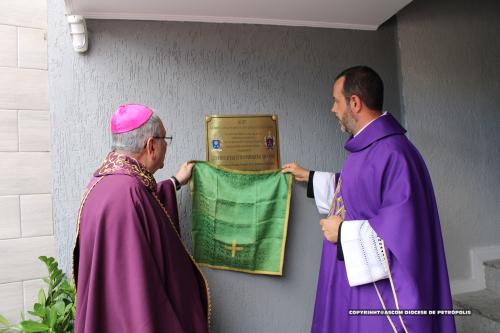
[211,135,223,152]
[264,132,275,150]
[205,115,280,171]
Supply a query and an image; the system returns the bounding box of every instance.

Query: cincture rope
[329,174,409,332]
[380,240,410,333]
[373,281,398,333]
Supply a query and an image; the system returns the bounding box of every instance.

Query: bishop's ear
[144,137,156,154]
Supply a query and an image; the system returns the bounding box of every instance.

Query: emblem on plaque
[211,135,223,151]
[264,132,275,150]
[205,115,280,171]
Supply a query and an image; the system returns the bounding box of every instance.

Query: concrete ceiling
[64,0,412,31]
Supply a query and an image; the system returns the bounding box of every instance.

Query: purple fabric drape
[74,152,209,333]
[311,114,456,333]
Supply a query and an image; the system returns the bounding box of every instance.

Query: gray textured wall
[396,0,500,280]
[49,0,401,331]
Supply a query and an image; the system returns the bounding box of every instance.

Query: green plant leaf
[48,308,56,329]
[0,314,10,327]
[53,301,65,316]
[27,310,42,319]
[19,320,49,332]
[33,303,45,316]
[64,304,73,314]
[49,263,57,273]
[3,256,75,332]
[43,257,54,266]
[38,289,46,306]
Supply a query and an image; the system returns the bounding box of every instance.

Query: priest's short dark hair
[335,66,384,111]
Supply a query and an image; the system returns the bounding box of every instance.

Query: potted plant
[0,256,75,333]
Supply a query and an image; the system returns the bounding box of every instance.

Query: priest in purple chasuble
[283,66,456,333]
[73,104,210,333]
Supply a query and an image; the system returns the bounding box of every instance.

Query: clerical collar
[344,113,406,153]
[94,151,157,192]
[353,111,388,137]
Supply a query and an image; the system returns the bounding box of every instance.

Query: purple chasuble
[311,114,456,333]
[73,152,210,333]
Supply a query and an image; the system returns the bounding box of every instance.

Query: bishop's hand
[320,215,343,243]
[281,162,310,182]
[175,161,195,186]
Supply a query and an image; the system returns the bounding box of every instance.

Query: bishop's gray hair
[111,114,162,153]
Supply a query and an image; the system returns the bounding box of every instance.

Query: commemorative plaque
[205,115,280,171]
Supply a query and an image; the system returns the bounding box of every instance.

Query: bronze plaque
[205,115,280,171]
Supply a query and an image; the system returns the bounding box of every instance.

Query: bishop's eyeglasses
[153,135,173,146]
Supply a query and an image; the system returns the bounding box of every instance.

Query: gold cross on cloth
[225,240,244,257]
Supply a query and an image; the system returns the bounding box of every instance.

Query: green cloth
[190,162,292,275]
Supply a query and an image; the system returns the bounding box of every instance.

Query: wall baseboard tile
[451,244,500,295]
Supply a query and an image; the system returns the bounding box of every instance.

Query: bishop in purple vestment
[283,67,456,332]
[73,104,210,333]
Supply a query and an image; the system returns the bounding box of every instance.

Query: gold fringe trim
[196,160,283,175]
[189,161,293,276]
[72,176,105,285]
[152,193,213,330]
[328,175,342,217]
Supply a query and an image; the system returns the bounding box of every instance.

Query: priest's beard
[338,106,358,134]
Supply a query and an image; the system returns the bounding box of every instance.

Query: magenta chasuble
[73,152,210,333]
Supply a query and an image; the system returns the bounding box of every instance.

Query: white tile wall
[0,282,23,324]
[20,194,53,237]
[0,67,48,111]
[0,0,52,321]
[0,236,55,284]
[18,27,47,70]
[23,279,47,315]
[0,196,20,239]
[18,111,50,151]
[0,25,17,67]
[0,0,47,29]
[0,152,51,196]
[0,110,18,151]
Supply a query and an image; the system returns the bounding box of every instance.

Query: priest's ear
[349,94,363,114]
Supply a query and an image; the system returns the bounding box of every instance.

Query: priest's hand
[320,215,343,243]
[175,161,195,186]
[281,162,310,182]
